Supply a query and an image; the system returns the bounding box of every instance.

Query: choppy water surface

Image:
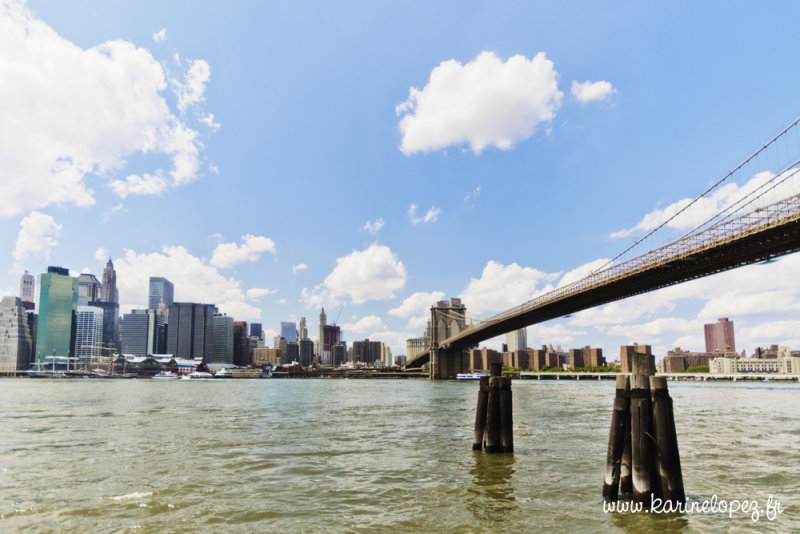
[0,378,797,533]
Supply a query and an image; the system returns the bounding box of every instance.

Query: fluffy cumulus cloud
[388,290,445,330]
[460,260,558,316]
[396,51,563,154]
[12,211,62,269]
[611,169,800,239]
[0,1,214,217]
[360,218,385,235]
[210,234,277,269]
[408,204,441,225]
[527,324,586,348]
[557,258,610,288]
[292,263,308,275]
[342,315,388,336]
[173,58,211,112]
[246,287,278,300]
[301,244,406,308]
[113,245,261,321]
[570,80,617,103]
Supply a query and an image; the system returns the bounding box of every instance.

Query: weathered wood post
[630,353,655,504]
[620,414,632,494]
[484,363,503,452]
[499,373,514,453]
[650,376,685,505]
[473,375,489,450]
[602,375,630,500]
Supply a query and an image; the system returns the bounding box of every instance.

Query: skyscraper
[505,328,527,352]
[250,323,263,340]
[35,267,78,368]
[121,309,164,356]
[77,273,102,306]
[298,317,307,339]
[75,306,104,367]
[19,271,35,310]
[100,259,119,304]
[211,314,234,364]
[0,296,33,373]
[281,321,297,342]
[317,307,326,358]
[704,317,736,353]
[233,321,250,366]
[166,302,217,361]
[148,277,174,310]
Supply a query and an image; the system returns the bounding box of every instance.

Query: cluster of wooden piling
[603,354,685,507]
[473,363,513,453]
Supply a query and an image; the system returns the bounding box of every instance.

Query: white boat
[153,371,178,379]
[457,372,487,381]
[189,371,214,379]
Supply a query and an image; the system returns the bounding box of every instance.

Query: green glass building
[34,267,78,369]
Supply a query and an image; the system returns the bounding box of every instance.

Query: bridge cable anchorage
[592,115,800,275]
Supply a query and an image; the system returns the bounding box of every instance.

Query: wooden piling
[473,376,489,450]
[484,376,503,452]
[602,375,630,500]
[499,376,514,453]
[630,355,654,504]
[620,415,632,495]
[650,376,685,505]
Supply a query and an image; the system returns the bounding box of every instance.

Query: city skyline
[3,1,800,357]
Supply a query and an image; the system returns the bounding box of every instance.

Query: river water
[0,378,797,533]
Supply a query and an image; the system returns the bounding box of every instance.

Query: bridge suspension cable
[594,115,800,274]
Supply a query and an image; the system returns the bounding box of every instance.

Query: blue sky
[3,0,800,357]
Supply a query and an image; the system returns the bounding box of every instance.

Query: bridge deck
[407,195,800,369]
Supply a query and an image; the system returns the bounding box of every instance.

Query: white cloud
[527,324,586,348]
[396,51,563,154]
[152,28,166,44]
[464,186,481,207]
[200,113,221,131]
[740,321,800,349]
[301,243,406,308]
[607,317,697,339]
[277,299,287,305]
[173,58,211,112]
[360,218,385,235]
[0,2,212,217]
[611,169,800,239]
[388,290,445,330]
[460,260,557,316]
[12,211,62,269]
[110,172,169,198]
[94,247,109,262]
[342,315,388,335]
[292,263,308,275]
[389,291,446,318]
[210,234,277,269]
[113,245,261,321]
[557,258,608,288]
[246,288,278,300]
[570,80,617,104]
[408,204,441,225]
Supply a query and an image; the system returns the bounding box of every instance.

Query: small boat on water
[153,371,179,379]
[186,371,214,380]
[457,372,487,381]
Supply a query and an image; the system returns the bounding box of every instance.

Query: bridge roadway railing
[455,193,800,341]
